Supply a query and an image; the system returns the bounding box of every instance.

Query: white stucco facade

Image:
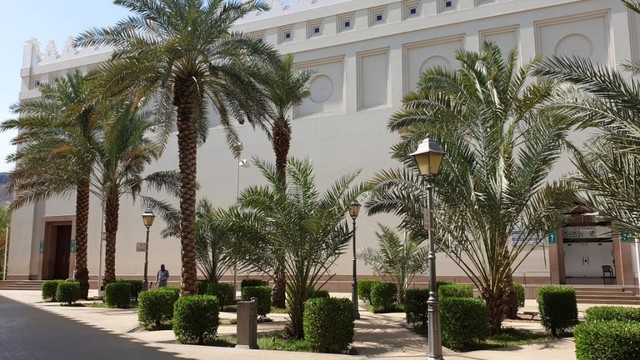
[7,0,640,289]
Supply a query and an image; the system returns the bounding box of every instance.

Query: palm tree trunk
[103,190,119,286]
[174,78,199,296]
[271,117,290,308]
[504,275,519,319]
[284,282,307,340]
[74,179,91,299]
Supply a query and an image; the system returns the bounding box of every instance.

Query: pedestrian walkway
[0,290,578,360]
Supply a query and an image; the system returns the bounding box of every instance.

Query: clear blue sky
[0,1,130,172]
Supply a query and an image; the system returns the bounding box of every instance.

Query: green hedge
[585,306,640,323]
[138,288,180,329]
[56,281,80,305]
[197,280,209,295]
[357,280,378,304]
[537,286,578,337]
[370,282,397,312]
[206,283,235,310]
[173,295,220,345]
[241,286,272,316]
[514,283,525,307]
[241,279,268,288]
[304,297,354,353]
[105,281,133,308]
[575,321,640,360]
[404,289,429,328]
[42,280,62,302]
[309,289,330,299]
[438,284,473,299]
[117,279,144,301]
[441,297,488,350]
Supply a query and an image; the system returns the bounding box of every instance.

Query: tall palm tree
[368,42,574,333]
[532,0,640,234]
[75,0,280,295]
[95,104,162,286]
[1,71,100,298]
[215,158,366,339]
[260,54,313,307]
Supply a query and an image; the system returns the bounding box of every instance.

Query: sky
[0,1,130,172]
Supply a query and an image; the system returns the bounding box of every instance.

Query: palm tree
[368,42,574,334]
[531,0,640,234]
[95,104,162,286]
[216,158,366,339]
[0,205,10,275]
[260,54,314,308]
[1,71,100,298]
[358,224,429,304]
[193,198,236,283]
[75,0,280,295]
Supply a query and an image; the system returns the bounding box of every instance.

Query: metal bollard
[235,297,258,349]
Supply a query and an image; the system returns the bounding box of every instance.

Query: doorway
[42,222,72,280]
[564,241,614,284]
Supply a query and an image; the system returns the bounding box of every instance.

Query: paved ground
[0,290,580,360]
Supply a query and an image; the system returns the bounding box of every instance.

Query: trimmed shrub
[537,286,578,337]
[42,280,62,302]
[105,281,133,308]
[309,289,330,299]
[138,288,180,329]
[304,297,354,353]
[575,321,640,360]
[241,286,272,316]
[441,297,489,350]
[206,283,235,310]
[197,280,209,295]
[405,289,429,328]
[56,281,80,305]
[438,284,473,299]
[241,279,267,288]
[358,280,378,304]
[436,281,453,288]
[117,279,144,301]
[585,306,640,323]
[370,282,397,312]
[514,283,525,307]
[173,295,219,345]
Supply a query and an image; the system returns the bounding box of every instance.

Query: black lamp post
[349,199,361,320]
[410,137,446,360]
[141,208,156,291]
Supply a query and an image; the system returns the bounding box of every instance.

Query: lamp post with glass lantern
[349,199,361,320]
[141,208,156,291]
[410,137,446,360]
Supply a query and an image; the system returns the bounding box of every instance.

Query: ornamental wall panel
[479,25,519,58]
[358,48,390,110]
[535,11,611,66]
[296,56,345,117]
[403,35,464,93]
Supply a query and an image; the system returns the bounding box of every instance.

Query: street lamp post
[349,199,361,320]
[141,208,156,291]
[410,137,446,360]
[232,141,250,295]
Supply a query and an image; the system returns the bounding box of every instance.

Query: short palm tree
[532,0,640,234]
[193,198,236,284]
[2,71,100,298]
[260,54,314,308]
[95,104,162,286]
[358,224,429,304]
[76,0,280,295]
[368,42,574,333]
[217,158,366,339]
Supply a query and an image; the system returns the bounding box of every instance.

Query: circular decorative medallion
[420,56,451,74]
[309,75,334,103]
[554,34,593,58]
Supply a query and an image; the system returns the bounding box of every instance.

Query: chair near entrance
[602,265,615,284]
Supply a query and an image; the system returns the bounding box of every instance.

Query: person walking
[156,264,169,287]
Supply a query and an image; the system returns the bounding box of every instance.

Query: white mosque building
[5,0,640,298]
